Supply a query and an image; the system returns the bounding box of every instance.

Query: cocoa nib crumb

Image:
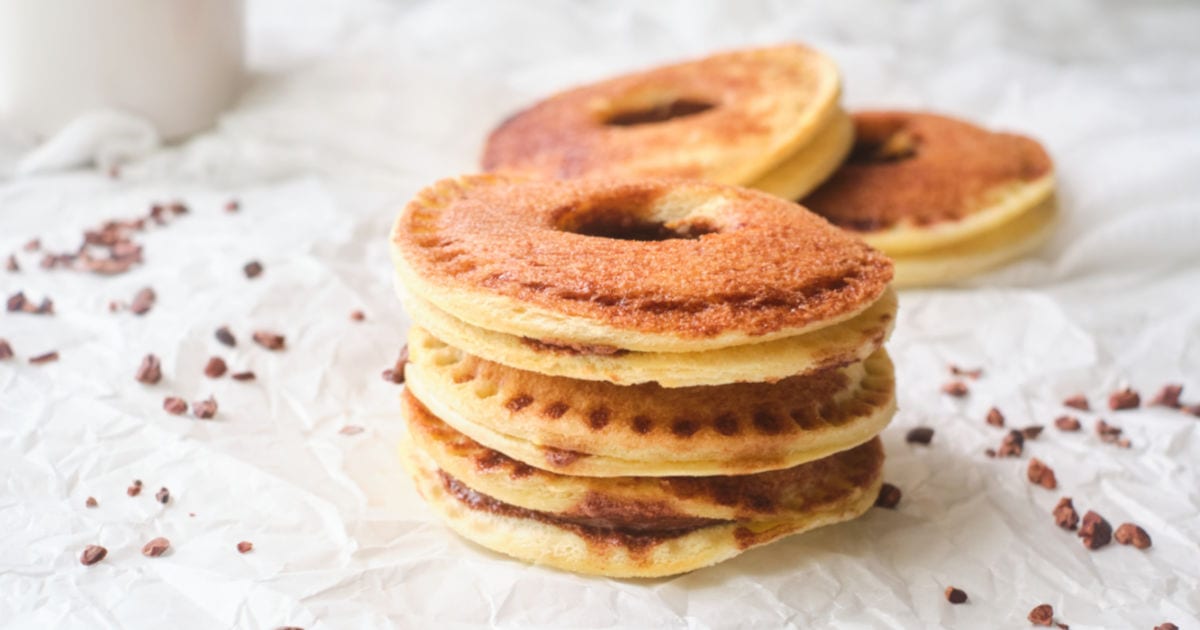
[905,427,934,445]
[163,396,188,415]
[1095,419,1127,447]
[23,238,41,252]
[130,287,156,315]
[1149,384,1183,408]
[1155,623,1179,630]
[1028,604,1054,626]
[1054,415,1081,432]
[215,326,237,347]
[136,354,162,384]
[204,356,227,378]
[874,483,902,509]
[0,339,12,360]
[382,345,409,384]
[29,351,59,364]
[1053,497,1079,530]
[85,496,98,508]
[942,380,969,397]
[1021,425,1044,439]
[243,260,263,279]
[80,545,107,566]
[127,479,143,497]
[1078,510,1112,550]
[193,396,218,419]
[1027,458,1057,489]
[1062,394,1089,411]
[349,310,365,322]
[6,291,52,315]
[339,425,364,436]
[997,430,1024,457]
[252,331,285,350]
[986,407,1005,427]
[231,371,256,381]
[1114,523,1151,549]
[944,586,968,604]
[155,487,170,504]
[1108,387,1140,410]
[984,448,997,458]
[949,364,983,379]
[236,541,253,554]
[6,291,24,311]
[142,537,170,557]
[225,199,240,213]
[5,255,18,272]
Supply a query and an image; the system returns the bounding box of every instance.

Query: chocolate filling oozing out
[438,470,726,552]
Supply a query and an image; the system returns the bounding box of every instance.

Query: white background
[1,1,1198,628]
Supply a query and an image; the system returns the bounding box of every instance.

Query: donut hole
[849,119,919,164]
[604,98,715,127]
[559,206,718,241]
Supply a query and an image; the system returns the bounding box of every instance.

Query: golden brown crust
[802,111,1053,232]
[393,175,893,340]
[482,44,841,186]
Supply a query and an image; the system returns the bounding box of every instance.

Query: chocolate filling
[521,337,629,356]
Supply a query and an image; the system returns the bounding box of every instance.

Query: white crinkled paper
[1,1,1198,628]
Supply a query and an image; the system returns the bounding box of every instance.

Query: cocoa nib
[339,425,364,436]
[905,427,934,445]
[942,380,969,397]
[1155,623,1179,630]
[1114,523,1151,549]
[1149,384,1183,408]
[243,260,263,279]
[4,254,17,272]
[1054,415,1081,432]
[252,331,285,350]
[1053,497,1079,530]
[382,345,409,384]
[155,487,170,504]
[1108,387,1139,410]
[236,541,253,554]
[6,291,24,312]
[1027,458,1057,489]
[1095,419,1128,447]
[1028,604,1054,626]
[986,407,1005,427]
[997,430,1024,457]
[29,351,59,364]
[231,371,256,381]
[85,496,98,508]
[6,291,53,315]
[1078,510,1112,549]
[130,287,156,315]
[944,586,968,604]
[127,479,143,497]
[204,356,227,378]
[193,396,218,419]
[225,199,240,213]
[0,339,12,360]
[215,326,237,347]
[1021,425,1044,439]
[163,397,188,415]
[1062,394,1089,411]
[349,310,365,322]
[80,544,107,566]
[874,483,902,509]
[23,238,41,252]
[136,354,162,384]
[1185,404,1200,418]
[142,537,170,557]
[948,364,983,379]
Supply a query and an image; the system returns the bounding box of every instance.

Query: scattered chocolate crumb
[85,496,98,508]
[163,396,188,415]
[237,541,253,553]
[1108,387,1139,410]
[350,310,365,322]
[215,326,237,347]
[108,300,122,312]
[986,407,1005,427]
[155,487,170,504]
[339,425,364,436]
[204,356,227,378]
[130,287,156,315]
[243,260,263,279]
[1027,458,1057,489]
[949,364,983,379]
[905,427,934,445]
[875,483,902,509]
[225,199,240,213]
[942,380,969,397]
[1053,497,1079,530]
[1155,623,1179,630]
[127,480,143,497]
[29,351,59,364]
[23,238,41,252]
[136,354,162,384]
[1078,510,1112,550]
[944,586,968,604]
[1149,384,1183,408]
[1054,415,1081,432]
[142,537,170,557]
[80,545,107,566]
[231,371,256,381]
[997,430,1025,457]
[1021,425,1044,439]
[1095,419,1125,445]
[382,345,409,384]
[252,331,285,350]
[193,396,218,419]
[1028,604,1054,626]
[1062,394,1089,411]
[7,291,26,312]
[0,339,12,360]
[1114,523,1151,549]
[168,201,189,215]
[1115,437,1131,449]
[5,255,18,272]
[984,448,997,458]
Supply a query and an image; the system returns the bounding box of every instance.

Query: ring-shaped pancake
[400,436,882,578]
[802,111,1054,255]
[482,44,842,187]
[403,328,896,477]
[392,175,893,354]
[747,108,855,201]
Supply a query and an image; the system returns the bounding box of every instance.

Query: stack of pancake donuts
[483,44,1057,287]
[391,175,898,577]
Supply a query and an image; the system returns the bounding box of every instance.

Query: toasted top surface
[393,175,892,342]
[482,44,841,185]
[802,111,1053,232]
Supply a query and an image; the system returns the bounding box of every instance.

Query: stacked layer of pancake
[391,175,898,577]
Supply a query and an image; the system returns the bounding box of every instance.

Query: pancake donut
[482,44,845,188]
[391,174,893,355]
